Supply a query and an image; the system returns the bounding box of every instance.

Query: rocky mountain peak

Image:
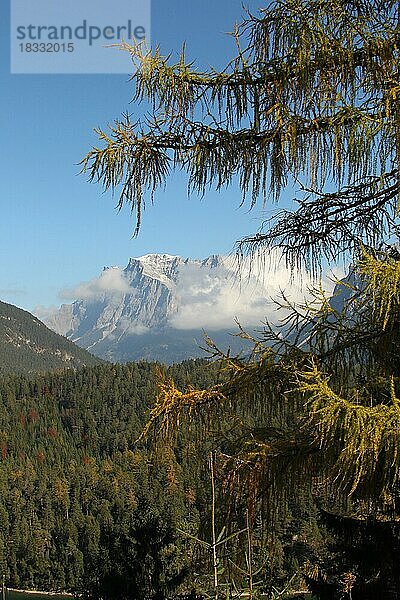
[201,254,225,268]
[42,252,277,363]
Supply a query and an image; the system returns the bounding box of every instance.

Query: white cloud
[168,252,336,331]
[60,267,131,301]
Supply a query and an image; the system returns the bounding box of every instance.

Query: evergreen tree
[82,0,399,271]
[82,1,400,597]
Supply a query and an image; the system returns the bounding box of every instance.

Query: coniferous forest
[0,361,221,599]
[3,0,400,598]
[0,359,326,599]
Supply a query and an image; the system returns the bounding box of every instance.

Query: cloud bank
[60,267,131,301]
[168,254,326,330]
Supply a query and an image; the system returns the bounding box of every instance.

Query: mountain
[43,253,304,364]
[0,300,102,374]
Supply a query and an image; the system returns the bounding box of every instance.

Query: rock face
[44,253,271,364]
[45,254,229,363]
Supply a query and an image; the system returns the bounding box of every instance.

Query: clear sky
[0,0,278,312]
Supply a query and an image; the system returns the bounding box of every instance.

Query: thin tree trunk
[246,509,253,600]
[210,451,219,599]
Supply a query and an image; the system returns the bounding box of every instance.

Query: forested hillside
[0,360,322,599]
[0,361,219,597]
[0,301,101,374]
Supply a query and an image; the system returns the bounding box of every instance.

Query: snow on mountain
[42,252,313,364]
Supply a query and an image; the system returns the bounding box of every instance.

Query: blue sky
[1,0,278,312]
